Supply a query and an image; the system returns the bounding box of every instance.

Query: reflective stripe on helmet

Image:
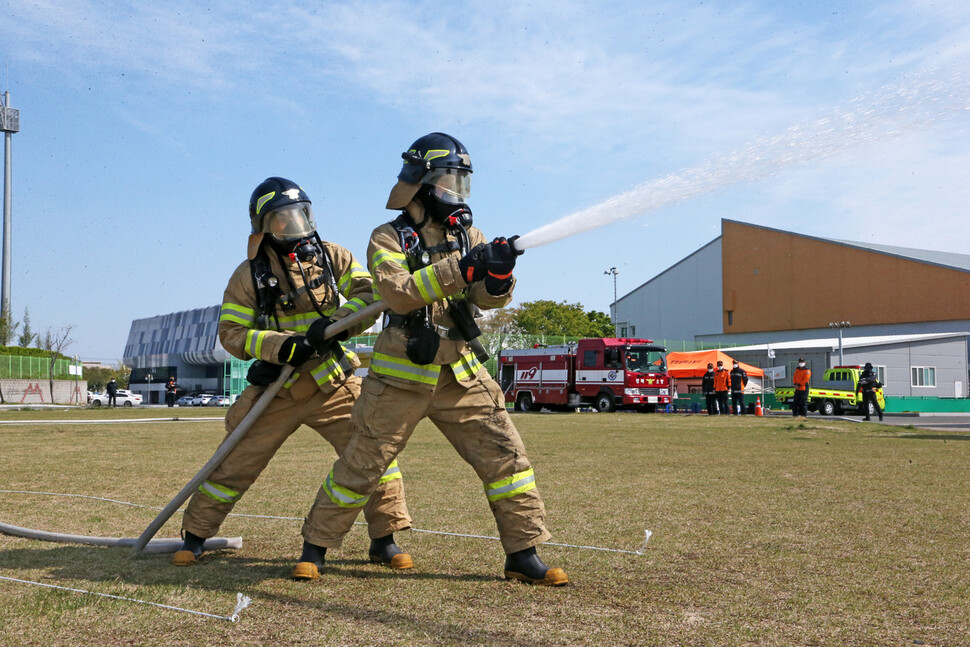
[255,191,276,216]
[198,480,240,504]
[484,468,536,502]
[323,470,369,508]
[370,352,440,385]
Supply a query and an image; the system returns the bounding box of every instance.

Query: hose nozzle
[508,235,525,256]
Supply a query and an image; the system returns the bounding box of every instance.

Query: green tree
[586,310,615,337]
[40,325,75,401]
[512,300,608,337]
[17,306,35,348]
[0,303,19,346]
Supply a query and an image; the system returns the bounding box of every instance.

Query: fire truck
[498,338,672,413]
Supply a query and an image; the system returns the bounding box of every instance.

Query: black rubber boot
[292,541,327,580]
[171,531,206,566]
[504,546,568,586]
[369,534,413,569]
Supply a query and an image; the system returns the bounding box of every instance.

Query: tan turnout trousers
[181,374,412,540]
[303,360,551,554]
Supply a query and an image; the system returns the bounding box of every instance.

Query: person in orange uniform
[713,360,730,415]
[792,357,812,417]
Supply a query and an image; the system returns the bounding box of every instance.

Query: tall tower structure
[0,91,19,316]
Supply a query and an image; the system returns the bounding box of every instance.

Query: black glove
[277,335,315,366]
[483,237,516,295]
[306,317,348,355]
[457,243,487,284]
[246,360,283,386]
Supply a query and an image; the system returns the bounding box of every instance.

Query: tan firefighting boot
[504,546,568,586]
[291,540,327,581]
[171,531,206,566]
[368,534,413,569]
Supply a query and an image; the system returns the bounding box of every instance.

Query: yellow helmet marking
[255,191,276,216]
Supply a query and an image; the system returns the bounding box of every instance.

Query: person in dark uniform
[857,362,884,422]
[702,363,717,415]
[729,360,748,415]
[106,378,118,407]
[165,377,178,407]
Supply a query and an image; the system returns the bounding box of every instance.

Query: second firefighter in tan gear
[299,133,567,586]
[172,177,412,576]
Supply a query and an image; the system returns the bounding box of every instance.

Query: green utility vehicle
[775,365,885,416]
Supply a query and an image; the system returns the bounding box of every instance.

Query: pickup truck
[775,365,886,416]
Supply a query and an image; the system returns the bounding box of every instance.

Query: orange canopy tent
[665,350,764,378]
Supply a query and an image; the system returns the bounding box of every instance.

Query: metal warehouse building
[612,220,970,398]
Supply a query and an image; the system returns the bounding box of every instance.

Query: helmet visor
[263,203,316,242]
[424,168,471,205]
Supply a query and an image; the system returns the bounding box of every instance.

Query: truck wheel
[866,401,876,417]
[820,400,835,416]
[516,392,534,412]
[594,392,615,413]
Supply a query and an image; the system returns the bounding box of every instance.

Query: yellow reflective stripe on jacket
[198,480,240,504]
[370,352,440,385]
[378,460,402,484]
[451,351,484,381]
[220,302,256,328]
[372,248,407,269]
[246,329,271,359]
[484,468,536,502]
[323,469,369,508]
[414,265,444,304]
[341,297,367,314]
[311,356,342,386]
[338,262,371,295]
[276,310,336,333]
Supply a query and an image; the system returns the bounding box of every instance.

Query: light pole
[604,267,618,323]
[0,91,19,317]
[828,321,852,365]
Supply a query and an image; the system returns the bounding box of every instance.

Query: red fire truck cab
[498,338,671,413]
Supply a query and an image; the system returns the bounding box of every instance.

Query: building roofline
[724,331,970,352]
[615,235,722,305]
[721,218,970,274]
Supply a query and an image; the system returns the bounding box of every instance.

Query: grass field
[0,409,968,646]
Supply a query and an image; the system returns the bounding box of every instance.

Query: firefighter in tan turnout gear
[297,133,567,586]
[172,177,412,578]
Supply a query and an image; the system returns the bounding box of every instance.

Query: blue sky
[2,1,969,362]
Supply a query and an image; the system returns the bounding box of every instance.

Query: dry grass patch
[0,411,967,645]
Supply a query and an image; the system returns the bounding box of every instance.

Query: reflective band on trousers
[198,480,240,504]
[323,469,369,508]
[370,352,441,385]
[451,351,484,381]
[484,468,536,502]
[379,460,402,484]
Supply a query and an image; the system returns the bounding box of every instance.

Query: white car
[176,395,195,407]
[206,394,230,407]
[90,389,143,407]
[191,393,214,406]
